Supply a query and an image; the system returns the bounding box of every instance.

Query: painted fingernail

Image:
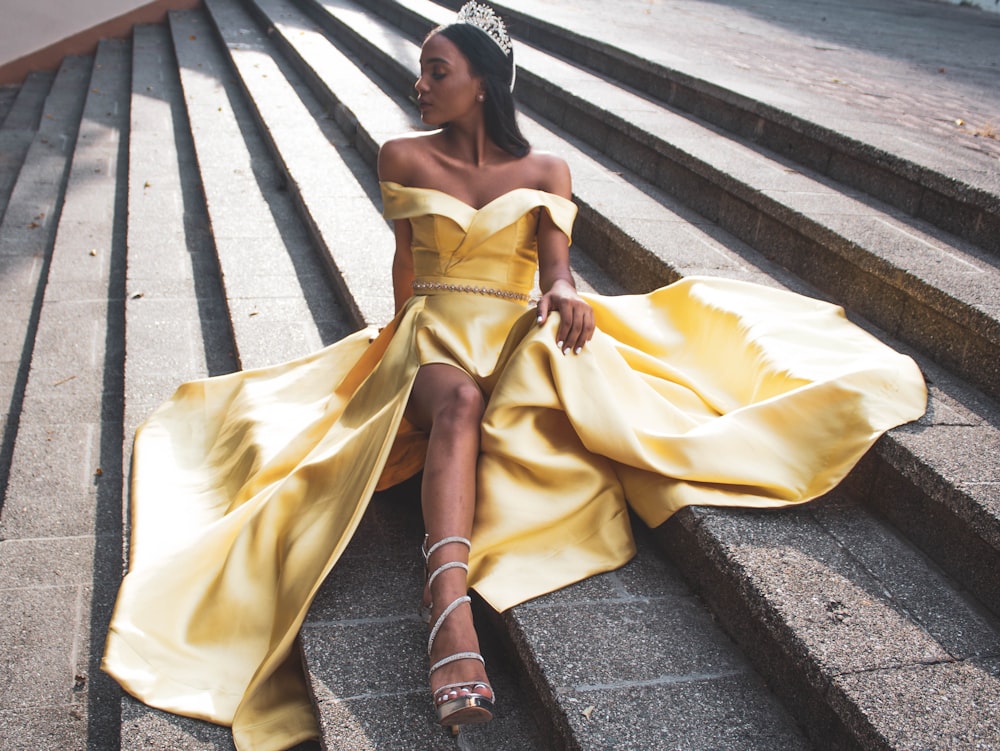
[537,315,543,323]
[574,347,582,355]
[563,347,570,356]
[557,340,564,349]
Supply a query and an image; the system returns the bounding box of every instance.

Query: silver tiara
[456,1,512,56]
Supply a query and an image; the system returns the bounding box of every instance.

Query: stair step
[0,83,20,124]
[657,495,1000,750]
[0,55,91,510]
[0,38,130,750]
[0,71,54,223]
[492,521,814,750]
[203,0,400,329]
[123,22,238,423]
[0,73,53,131]
[171,7,356,368]
[118,23,237,750]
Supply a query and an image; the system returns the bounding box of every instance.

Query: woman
[377,5,596,727]
[103,3,926,749]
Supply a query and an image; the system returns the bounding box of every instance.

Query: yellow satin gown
[103,181,927,750]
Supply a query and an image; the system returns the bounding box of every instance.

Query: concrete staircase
[0,0,998,749]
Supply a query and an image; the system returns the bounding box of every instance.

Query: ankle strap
[428,595,471,657]
[423,535,471,562]
[427,560,468,592]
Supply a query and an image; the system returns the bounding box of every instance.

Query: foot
[428,596,494,710]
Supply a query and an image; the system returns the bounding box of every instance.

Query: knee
[434,382,485,431]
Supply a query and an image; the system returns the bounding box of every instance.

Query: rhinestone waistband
[412,280,531,303]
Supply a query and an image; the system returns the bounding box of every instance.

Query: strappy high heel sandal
[423,536,495,729]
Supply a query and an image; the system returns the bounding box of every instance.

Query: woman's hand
[536,279,595,355]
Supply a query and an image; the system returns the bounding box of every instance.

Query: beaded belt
[412,280,530,303]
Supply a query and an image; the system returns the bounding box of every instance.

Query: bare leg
[406,363,493,707]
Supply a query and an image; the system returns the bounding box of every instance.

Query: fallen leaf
[95,467,103,477]
[190,34,197,40]
[89,249,98,256]
[582,705,595,719]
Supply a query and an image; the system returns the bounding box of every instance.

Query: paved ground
[506,0,1000,186]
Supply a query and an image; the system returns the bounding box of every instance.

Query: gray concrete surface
[0,72,54,220]
[498,0,1000,189]
[0,40,128,751]
[1,0,999,749]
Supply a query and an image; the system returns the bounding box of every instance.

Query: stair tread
[0,39,130,750]
[204,0,401,329]
[489,0,1000,213]
[118,24,238,751]
[0,54,92,509]
[170,8,356,370]
[659,497,1000,749]
[0,72,55,222]
[0,84,18,124]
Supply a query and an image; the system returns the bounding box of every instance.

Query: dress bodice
[380,181,578,299]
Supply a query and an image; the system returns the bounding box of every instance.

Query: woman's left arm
[536,157,595,354]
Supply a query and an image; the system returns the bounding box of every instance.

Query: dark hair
[431,23,530,158]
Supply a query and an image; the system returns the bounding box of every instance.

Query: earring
[477,93,485,102]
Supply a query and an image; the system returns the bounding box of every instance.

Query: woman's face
[415,32,484,126]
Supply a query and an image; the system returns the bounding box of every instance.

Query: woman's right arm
[378,139,416,314]
[391,220,415,314]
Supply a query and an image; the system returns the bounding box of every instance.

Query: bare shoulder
[524,150,571,198]
[377,131,440,183]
